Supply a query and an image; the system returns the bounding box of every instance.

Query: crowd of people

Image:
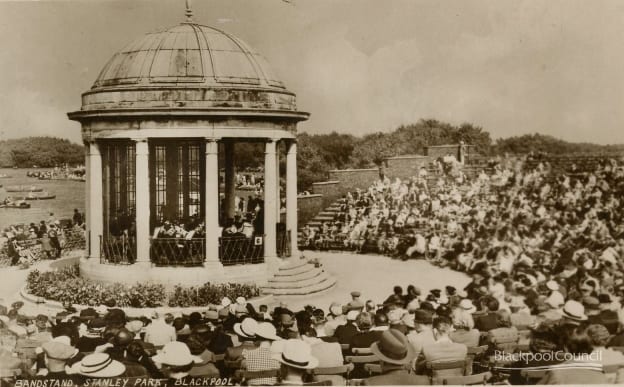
[1,210,85,267]
[2,280,624,385]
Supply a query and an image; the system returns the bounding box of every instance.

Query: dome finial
[185,0,193,22]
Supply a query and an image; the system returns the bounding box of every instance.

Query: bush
[168,282,261,307]
[26,265,166,308]
[26,264,261,308]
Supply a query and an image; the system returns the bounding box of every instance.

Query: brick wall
[327,168,380,193]
[383,155,430,179]
[298,194,324,228]
[425,145,460,159]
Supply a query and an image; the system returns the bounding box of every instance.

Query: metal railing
[219,235,263,266]
[277,229,291,258]
[100,235,135,264]
[150,237,205,267]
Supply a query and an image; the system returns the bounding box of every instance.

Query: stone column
[83,142,91,257]
[276,141,281,220]
[286,141,299,258]
[134,139,150,264]
[205,139,224,272]
[264,139,278,262]
[224,141,236,221]
[88,141,103,260]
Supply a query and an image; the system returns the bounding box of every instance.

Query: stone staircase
[261,259,337,296]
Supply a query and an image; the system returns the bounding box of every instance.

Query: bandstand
[68,8,308,286]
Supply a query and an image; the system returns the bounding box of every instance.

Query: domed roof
[92,22,284,89]
[71,21,307,121]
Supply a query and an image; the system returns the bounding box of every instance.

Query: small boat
[5,185,44,193]
[25,192,56,200]
[0,200,30,209]
[0,174,11,178]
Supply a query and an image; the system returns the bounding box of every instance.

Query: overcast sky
[0,0,623,144]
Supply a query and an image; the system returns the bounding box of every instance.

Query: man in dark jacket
[348,312,382,352]
[334,311,359,344]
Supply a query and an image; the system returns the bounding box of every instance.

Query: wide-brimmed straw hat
[459,299,477,313]
[561,300,588,322]
[255,322,280,341]
[152,341,202,367]
[233,317,258,339]
[369,329,416,365]
[73,353,126,377]
[272,339,319,369]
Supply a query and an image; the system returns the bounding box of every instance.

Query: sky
[0,0,623,145]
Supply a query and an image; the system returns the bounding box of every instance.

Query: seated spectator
[587,324,624,383]
[186,334,220,378]
[349,312,381,351]
[226,317,259,370]
[538,326,608,384]
[449,309,479,348]
[407,309,434,356]
[144,311,176,348]
[241,322,280,385]
[364,329,429,385]
[474,296,501,332]
[273,339,318,386]
[40,340,78,380]
[334,310,359,344]
[421,316,468,374]
[152,341,202,382]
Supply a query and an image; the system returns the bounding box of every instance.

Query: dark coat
[349,330,383,352]
[363,369,431,385]
[334,322,359,344]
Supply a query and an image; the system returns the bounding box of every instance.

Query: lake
[0,168,85,230]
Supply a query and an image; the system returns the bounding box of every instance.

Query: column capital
[134,139,149,156]
[204,137,221,142]
[287,140,297,154]
[87,141,101,156]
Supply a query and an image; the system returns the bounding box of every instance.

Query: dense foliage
[26,265,167,307]
[495,133,624,155]
[0,137,84,167]
[4,123,622,191]
[167,282,261,307]
[25,264,261,308]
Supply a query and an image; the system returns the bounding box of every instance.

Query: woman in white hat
[272,339,318,385]
[152,341,202,381]
[70,353,126,379]
[241,322,281,385]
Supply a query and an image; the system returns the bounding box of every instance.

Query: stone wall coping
[298,194,323,199]
[312,181,340,186]
[328,168,378,173]
[384,154,427,160]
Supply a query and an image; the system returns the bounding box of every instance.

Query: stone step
[278,258,309,271]
[313,215,335,222]
[307,221,322,228]
[318,211,338,216]
[271,267,324,282]
[262,276,337,296]
[266,271,330,289]
[276,263,316,276]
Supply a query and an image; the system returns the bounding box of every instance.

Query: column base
[203,260,225,276]
[265,256,283,274]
